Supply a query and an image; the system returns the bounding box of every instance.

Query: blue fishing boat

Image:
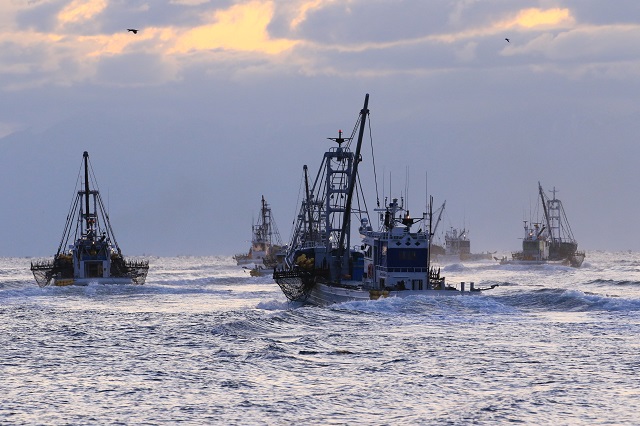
[274,95,494,306]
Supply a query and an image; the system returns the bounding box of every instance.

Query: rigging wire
[367,116,380,208]
[356,171,370,223]
[288,169,305,248]
[56,159,85,255]
[87,156,120,247]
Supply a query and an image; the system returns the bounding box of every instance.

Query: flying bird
[505,38,510,43]
[127,29,138,34]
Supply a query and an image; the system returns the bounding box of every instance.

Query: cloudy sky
[1,0,639,257]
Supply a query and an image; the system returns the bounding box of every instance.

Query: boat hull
[274,270,480,307]
[305,281,474,307]
[31,258,149,287]
[52,277,141,286]
[434,253,493,264]
[500,254,584,268]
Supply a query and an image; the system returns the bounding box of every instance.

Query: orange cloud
[170,1,298,54]
[58,0,107,24]
[418,7,575,44]
[508,8,574,29]
[291,0,338,29]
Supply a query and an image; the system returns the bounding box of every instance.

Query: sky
[1,0,640,257]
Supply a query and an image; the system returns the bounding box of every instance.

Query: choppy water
[1,252,640,425]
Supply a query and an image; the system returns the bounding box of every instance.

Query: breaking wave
[494,288,640,312]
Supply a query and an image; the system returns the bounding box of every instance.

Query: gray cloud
[556,0,640,25]
[93,52,180,86]
[15,1,63,33]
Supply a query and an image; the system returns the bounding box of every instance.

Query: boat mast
[427,195,433,285]
[83,151,92,237]
[303,165,314,243]
[538,181,552,242]
[261,195,270,247]
[337,93,369,262]
[433,200,445,236]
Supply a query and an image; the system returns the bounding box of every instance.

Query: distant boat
[234,195,285,275]
[437,226,493,262]
[501,182,585,267]
[30,152,149,286]
[273,94,494,306]
[429,202,492,263]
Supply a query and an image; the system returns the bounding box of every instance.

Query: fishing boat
[30,151,149,287]
[273,94,494,306]
[234,195,285,276]
[501,182,585,267]
[435,226,493,262]
[428,203,491,263]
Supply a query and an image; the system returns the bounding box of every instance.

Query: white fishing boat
[30,151,149,286]
[501,182,585,267]
[234,195,285,276]
[273,94,495,306]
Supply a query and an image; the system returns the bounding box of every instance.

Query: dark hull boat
[274,95,494,306]
[30,152,149,287]
[502,182,585,268]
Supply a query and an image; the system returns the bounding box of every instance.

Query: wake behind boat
[273,94,493,306]
[30,151,149,287]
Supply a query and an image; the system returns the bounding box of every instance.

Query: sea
[1,251,639,425]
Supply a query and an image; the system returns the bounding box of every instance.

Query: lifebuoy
[367,263,373,277]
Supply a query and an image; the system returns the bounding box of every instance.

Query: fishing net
[30,257,74,288]
[30,261,55,288]
[125,260,150,285]
[273,269,316,302]
[111,256,149,284]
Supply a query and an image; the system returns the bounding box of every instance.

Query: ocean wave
[256,299,298,311]
[0,276,268,302]
[443,263,466,272]
[495,288,640,312]
[332,293,518,317]
[209,311,278,337]
[586,279,640,287]
[486,280,519,287]
[498,263,574,273]
[151,275,251,287]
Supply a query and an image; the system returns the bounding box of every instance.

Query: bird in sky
[127,29,138,34]
[505,38,510,43]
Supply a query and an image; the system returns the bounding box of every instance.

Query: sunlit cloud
[289,7,576,54]
[505,24,640,61]
[290,0,339,29]
[77,28,176,57]
[0,2,635,89]
[169,1,298,55]
[0,1,305,90]
[58,0,107,25]
[505,8,574,30]
[434,7,575,44]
